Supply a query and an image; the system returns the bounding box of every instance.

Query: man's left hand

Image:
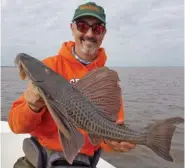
[104,120,136,152]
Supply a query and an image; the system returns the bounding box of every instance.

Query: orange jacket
[8,41,124,156]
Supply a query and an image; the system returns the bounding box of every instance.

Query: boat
[1,121,116,168]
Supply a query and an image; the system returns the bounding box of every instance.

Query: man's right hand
[24,80,45,112]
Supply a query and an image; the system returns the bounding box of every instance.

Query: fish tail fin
[145,117,184,162]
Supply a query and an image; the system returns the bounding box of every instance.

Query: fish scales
[58,85,146,143]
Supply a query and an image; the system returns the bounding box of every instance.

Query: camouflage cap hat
[72,2,106,24]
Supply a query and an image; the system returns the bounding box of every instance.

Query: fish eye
[47,93,54,101]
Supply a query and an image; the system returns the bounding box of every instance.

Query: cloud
[1,0,184,66]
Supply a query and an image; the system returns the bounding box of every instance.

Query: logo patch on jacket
[70,78,80,84]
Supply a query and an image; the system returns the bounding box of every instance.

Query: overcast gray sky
[1,0,184,66]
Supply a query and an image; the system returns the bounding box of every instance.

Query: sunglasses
[74,20,106,35]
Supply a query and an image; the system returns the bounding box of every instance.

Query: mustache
[81,36,97,43]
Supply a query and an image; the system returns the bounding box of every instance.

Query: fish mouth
[15,54,47,100]
[15,55,43,83]
[16,60,35,82]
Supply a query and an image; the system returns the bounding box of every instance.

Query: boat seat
[23,136,48,168]
[23,136,102,168]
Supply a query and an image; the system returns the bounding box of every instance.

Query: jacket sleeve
[100,96,125,152]
[8,57,56,134]
[8,95,47,133]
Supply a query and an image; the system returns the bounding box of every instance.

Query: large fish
[15,53,184,164]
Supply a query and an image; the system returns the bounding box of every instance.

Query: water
[1,66,184,168]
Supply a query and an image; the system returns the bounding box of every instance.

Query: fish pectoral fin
[58,126,84,165]
[44,97,71,139]
[74,67,122,121]
[88,133,103,146]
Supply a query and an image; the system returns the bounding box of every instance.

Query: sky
[1,0,184,67]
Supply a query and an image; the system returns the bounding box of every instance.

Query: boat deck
[1,121,116,168]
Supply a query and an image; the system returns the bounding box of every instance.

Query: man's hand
[24,80,45,112]
[104,120,136,152]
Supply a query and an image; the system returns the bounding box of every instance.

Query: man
[8,2,136,168]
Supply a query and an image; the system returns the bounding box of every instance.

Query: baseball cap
[72,2,106,24]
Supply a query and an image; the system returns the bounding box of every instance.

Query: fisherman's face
[71,16,106,57]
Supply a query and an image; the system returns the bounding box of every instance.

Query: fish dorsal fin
[74,67,122,121]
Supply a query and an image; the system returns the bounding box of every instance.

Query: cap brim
[72,13,106,24]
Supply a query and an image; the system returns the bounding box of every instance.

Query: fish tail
[144,117,184,162]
